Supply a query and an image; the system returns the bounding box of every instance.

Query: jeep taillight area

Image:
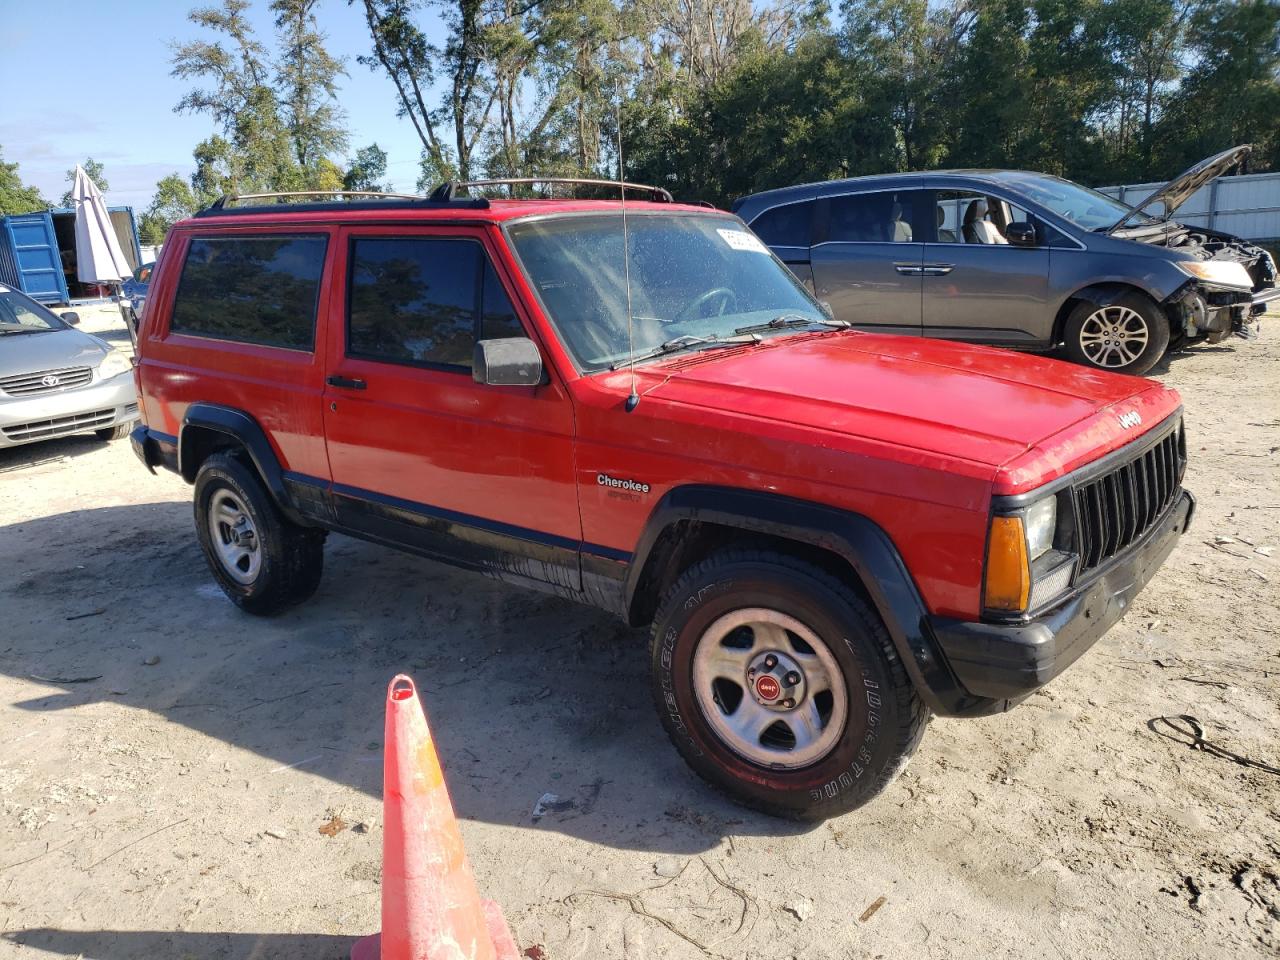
[130,184,1193,819]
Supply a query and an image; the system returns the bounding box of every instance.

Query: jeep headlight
[98,350,132,380]
[1176,260,1253,290]
[1024,497,1056,561]
[984,493,1075,615]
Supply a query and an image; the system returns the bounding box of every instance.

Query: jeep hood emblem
[1117,410,1142,429]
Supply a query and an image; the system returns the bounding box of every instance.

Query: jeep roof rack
[194,189,491,217]
[429,178,673,203]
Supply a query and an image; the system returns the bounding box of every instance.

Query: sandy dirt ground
[1,306,1277,959]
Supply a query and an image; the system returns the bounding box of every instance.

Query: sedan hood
[0,328,109,381]
[632,332,1177,476]
[1109,144,1251,233]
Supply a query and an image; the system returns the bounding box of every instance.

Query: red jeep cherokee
[131,184,1194,819]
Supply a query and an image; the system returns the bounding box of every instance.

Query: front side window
[506,213,828,372]
[827,192,914,243]
[170,235,327,350]
[347,237,524,371]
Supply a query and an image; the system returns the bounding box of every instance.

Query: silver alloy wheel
[691,608,848,769]
[207,489,261,585]
[1079,305,1149,368]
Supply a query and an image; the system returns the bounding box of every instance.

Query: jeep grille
[1073,421,1185,574]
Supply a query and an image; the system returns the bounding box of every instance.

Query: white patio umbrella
[69,164,135,338]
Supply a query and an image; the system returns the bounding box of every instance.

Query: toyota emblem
[41,374,60,387]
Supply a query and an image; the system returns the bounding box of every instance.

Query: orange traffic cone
[352,675,520,960]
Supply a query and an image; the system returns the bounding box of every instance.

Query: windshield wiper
[734,313,850,336]
[0,327,44,336]
[610,333,761,370]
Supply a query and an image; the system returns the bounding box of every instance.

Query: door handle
[326,375,367,390]
[921,263,954,276]
[894,263,924,275]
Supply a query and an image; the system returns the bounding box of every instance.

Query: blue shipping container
[0,206,142,305]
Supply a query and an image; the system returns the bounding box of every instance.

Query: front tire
[95,423,131,442]
[193,451,324,615]
[649,550,926,820]
[1063,292,1170,375]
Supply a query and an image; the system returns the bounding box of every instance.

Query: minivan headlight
[1176,260,1253,290]
[98,351,132,380]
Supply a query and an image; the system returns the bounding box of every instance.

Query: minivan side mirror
[1005,222,1037,247]
[473,337,544,386]
[59,311,81,325]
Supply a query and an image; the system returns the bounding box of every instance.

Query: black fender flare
[179,403,302,522]
[625,485,987,716]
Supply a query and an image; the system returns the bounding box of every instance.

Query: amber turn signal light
[985,515,1030,612]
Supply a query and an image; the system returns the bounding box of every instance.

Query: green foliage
[139,174,199,245]
[59,158,109,208]
[0,150,47,215]
[344,143,390,192]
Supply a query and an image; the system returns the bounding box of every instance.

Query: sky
[0,0,445,210]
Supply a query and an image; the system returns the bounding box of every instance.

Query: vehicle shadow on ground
[0,433,117,474]
[1149,342,1238,374]
[1,503,811,855]
[4,928,354,959]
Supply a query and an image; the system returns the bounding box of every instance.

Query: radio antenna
[616,82,640,413]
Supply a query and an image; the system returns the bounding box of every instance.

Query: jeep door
[920,189,1052,346]
[320,225,582,590]
[808,188,925,334]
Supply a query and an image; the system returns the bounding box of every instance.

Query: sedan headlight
[984,493,1074,615]
[98,350,133,380]
[1176,260,1253,290]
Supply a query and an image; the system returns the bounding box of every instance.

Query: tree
[139,174,200,245]
[59,158,109,207]
[0,150,48,215]
[271,0,349,168]
[173,0,350,194]
[344,143,391,191]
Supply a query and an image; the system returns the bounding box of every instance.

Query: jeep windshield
[505,213,830,371]
[990,172,1159,232]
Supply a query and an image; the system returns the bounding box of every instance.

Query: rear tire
[1063,292,1169,375]
[193,451,324,615]
[649,549,927,820]
[95,423,131,442]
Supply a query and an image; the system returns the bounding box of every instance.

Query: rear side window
[347,237,524,371]
[750,202,812,248]
[827,192,915,243]
[170,236,327,350]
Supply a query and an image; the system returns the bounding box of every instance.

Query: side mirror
[60,311,80,325]
[1006,222,1037,247]
[473,337,544,387]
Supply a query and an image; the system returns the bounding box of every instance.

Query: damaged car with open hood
[735,144,1277,375]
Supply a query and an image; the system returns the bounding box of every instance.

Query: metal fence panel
[1097,172,1280,241]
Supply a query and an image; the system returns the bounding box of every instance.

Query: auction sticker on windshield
[717,228,769,254]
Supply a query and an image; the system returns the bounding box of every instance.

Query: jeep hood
[1108,144,1251,233]
[629,332,1179,486]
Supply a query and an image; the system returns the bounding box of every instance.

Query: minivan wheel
[1063,293,1169,375]
[649,550,927,820]
[193,451,324,615]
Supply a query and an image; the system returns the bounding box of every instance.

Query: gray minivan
[734,146,1277,374]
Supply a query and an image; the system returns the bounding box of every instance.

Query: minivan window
[827,192,914,243]
[347,237,524,371]
[750,202,812,248]
[170,236,327,350]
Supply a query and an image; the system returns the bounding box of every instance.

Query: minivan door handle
[326,375,367,390]
[894,263,924,276]
[921,263,954,276]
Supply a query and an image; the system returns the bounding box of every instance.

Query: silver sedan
[0,285,138,449]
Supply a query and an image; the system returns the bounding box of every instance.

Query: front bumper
[130,423,179,474]
[929,489,1194,705]
[0,373,138,448]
